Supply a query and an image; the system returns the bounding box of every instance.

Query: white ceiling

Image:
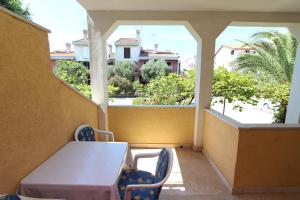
[77,0,300,12]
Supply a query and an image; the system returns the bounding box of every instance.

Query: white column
[189,20,228,151]
[286,25,300,124]
[88,15,112,129]
[193,36,216,151]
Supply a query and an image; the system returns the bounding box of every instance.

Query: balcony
[1,3,300,200]
[135,148,300,200]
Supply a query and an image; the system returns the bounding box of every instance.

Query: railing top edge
[205,109,242,129]
[205,108,300,130]
[108,105,196,108]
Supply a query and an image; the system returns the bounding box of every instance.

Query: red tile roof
[115,38,140,46]
[50,51,76,60]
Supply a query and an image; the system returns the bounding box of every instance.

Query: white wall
[116,46,140,62]
[215,48,233,69]
[74,45,90,62]
[214,47,255,71]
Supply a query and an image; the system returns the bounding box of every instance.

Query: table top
[21,141,128,187]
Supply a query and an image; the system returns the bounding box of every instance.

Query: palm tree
[234,31,298,123]
[234,31,297,83]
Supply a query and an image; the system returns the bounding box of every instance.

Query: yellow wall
[0,9,99,193]
[203,109,300,193]
[202,109,239,186]
[235,127,300,191]
[108,106,194,145]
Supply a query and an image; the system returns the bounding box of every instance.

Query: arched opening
[213,24,295,124]
[105,23,199,106]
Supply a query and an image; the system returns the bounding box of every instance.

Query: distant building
[50,29,180,76]
[50,43,76,69]
[115,37,141,62]
[183,56,196,69]
[214,44,256,71]
[72,30,90,64]
[50,30,93,69]
[137,48,180,74]
[114,30,180,78]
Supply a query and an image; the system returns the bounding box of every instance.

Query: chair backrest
[74,124,96,141]
[0,195,20,200]
[154,148,173,195]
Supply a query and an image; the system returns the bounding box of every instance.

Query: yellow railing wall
[235,127,300,192]
[0,9,99,193]
[203,109,300,193]
[202,109,239,186]
[108,106,195,146]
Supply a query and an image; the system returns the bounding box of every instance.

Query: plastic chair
[74,124,115,142]
[0,195,64,200]
[118,148,173,200]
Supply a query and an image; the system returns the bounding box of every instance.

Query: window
[245,50,250,53]
[124,48,131,58]
[167,61,172,66]
[231,50,235,55]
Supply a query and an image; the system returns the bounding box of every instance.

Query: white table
[19,142,128,200]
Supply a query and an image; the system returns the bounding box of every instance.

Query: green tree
[108,85,119,98]
[141,59,170,82]
[108,61,136,82]
[234,31,297,123]
[108,75,133,95]
[259,82,290,123]
[212,67,258,114]
[0,0,31,20]
[134,70,195,105]
[54,60,91,98]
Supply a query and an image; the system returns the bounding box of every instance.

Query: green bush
[108,75,133,95]
[141,59,170,82]
[259,82,290,123]
[54,60,91,98]
[108,61,136,81]
[135,70,195,105]
[108,85,119,98]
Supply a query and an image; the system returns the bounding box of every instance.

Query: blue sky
[23,0,288,65]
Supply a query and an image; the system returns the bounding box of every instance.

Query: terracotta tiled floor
[131,148,300,200]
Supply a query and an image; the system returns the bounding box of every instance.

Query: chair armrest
[132,152,160,170]
[94,129,115,141]
[124,180,165,200]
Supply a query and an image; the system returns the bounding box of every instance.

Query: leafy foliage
[108,61,136,82]
[108,75,133,95]
[234,31,297,123]
[234,32,297,83]
[54,61,91,98]
[141,59,171,82]
[259,82,290,123]
[0,0,31,20]
[134,70,195,105]
[212,67,258,114]
[108,85,119,97]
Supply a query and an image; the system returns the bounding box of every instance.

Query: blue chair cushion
[155,149,169,195]
[0,195,21,200]
[77,126,95,141]
[118,169,158,200]
[155,149,169,182]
